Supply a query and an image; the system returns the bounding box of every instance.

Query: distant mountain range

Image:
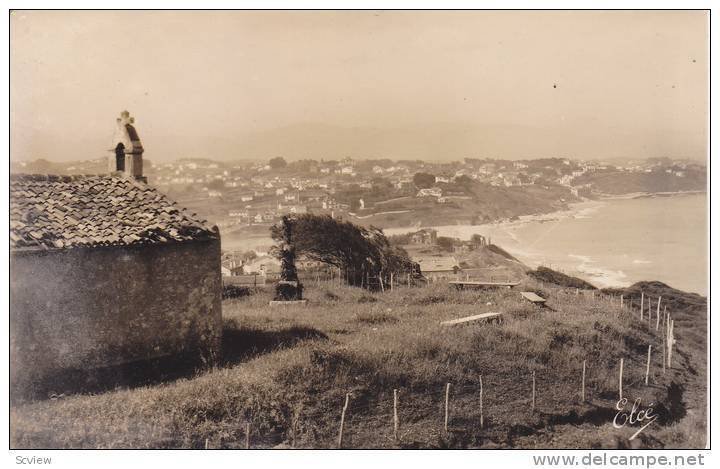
[225,122,705,162]
[11,121,707,164]
[10,158,109,175]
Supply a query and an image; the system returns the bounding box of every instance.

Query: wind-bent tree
[270,214,415,289]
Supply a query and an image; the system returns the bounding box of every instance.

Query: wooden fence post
[656,297,662,330]
[664,312,670,371]
[390,272,394,291]
[620,295,624,309]
[444,383,451,432]
[645,345,652,385]
[671,319,675,366]
[291,410,299,448]
[581,360,586,402]
[667,319,672,368]
[245,422,250,449]
[479,375,484,428]
[666,316,670,362]
[619,358,624,401]
[393,389,399,443]
[531,370,536,412]
[668,319,675,368]
[662,325,667,374]
[670,319,675,366]
[338,393,350,448]
[640,292,644,320]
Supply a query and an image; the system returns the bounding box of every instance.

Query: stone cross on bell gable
[118,110,135,126]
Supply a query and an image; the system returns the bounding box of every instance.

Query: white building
[417,187,443,198]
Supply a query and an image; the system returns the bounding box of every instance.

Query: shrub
[527,266,597,290]
[221,285,252,299]
[354,311,399,325]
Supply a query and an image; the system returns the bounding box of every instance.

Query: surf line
[526,212,567,250]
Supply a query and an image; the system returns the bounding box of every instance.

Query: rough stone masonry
[9,112,222,399]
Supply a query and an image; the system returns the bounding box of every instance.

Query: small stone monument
[270,216,307,306]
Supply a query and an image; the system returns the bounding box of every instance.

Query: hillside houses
[410,228,438,245]
[243,256,281,276]
[412,256,461,280]
[100,153,705,234]
[417,187,442,198]
[299,189,330,205]
[277,203,308,215]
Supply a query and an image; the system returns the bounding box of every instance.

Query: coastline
[384,192,706,295]
[383,198,605,238]
[384,188,707,239]
[596,189,706,201]
[219,192,705,296]
[383,189,707,236]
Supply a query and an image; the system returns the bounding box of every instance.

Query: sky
[10,10,709,163]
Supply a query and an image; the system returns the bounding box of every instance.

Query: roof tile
[10,174,218,251]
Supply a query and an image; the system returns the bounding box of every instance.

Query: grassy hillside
[600,281,707,448]
[11,279,705,449]
[574,170,706,195]
[353,182,576,229]
[527,266,598,290]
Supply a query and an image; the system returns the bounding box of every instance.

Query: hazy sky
[10,10,708,162]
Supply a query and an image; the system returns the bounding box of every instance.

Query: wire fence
[193,287,678,449]
[108,286,677,449]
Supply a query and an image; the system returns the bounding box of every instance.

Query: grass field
[10,278,706,449]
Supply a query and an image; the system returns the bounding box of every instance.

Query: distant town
[9,8,710,453]
[11,155,706,237]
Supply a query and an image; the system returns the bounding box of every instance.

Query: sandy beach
[384,193,706,294]
[382,198,606,239]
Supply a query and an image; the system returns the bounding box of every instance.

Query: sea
[385,193,708,296]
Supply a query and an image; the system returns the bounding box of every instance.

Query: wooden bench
[449,281,519,290]
[520,291,547,305]
[440,312,503,326]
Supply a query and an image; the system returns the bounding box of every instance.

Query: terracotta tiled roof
[10,174,218,251]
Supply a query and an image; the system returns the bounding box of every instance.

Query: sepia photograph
[5,5,712,462]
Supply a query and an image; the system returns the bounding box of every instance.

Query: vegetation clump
[527,266,597,290]
[271,213,415,289]
[221,285,253,299]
